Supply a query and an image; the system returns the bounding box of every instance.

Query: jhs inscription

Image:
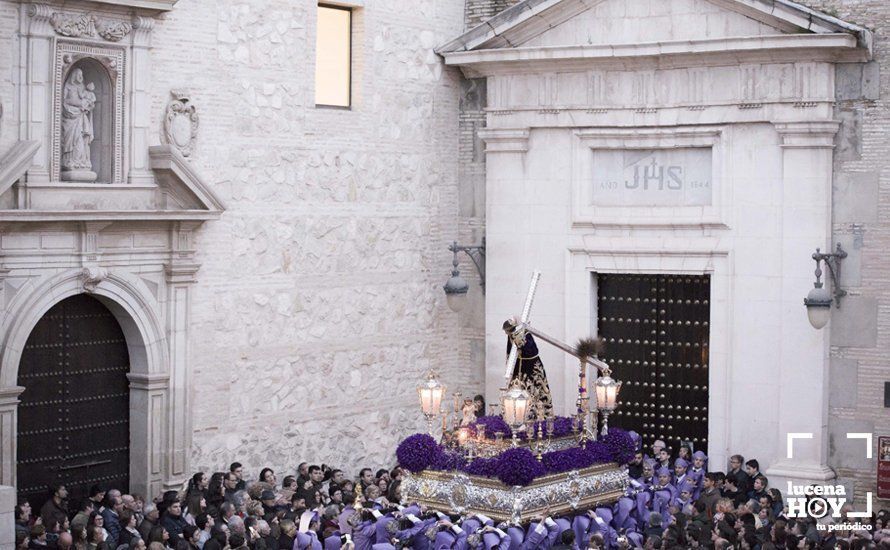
[591,149,712,206]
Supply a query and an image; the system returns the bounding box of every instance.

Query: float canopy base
[400,463,628,524]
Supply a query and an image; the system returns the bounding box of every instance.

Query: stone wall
[161,0,473,476]
[797,0,890,506]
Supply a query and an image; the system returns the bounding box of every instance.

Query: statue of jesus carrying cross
[503,316,553,417]
[503,271,617,438]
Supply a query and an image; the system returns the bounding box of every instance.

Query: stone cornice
[774,121,841,148]
[23,0,178,13]
[149,145,226,213]
[444,34,866,76]
[0,141,40,198]
[0,210,221,222]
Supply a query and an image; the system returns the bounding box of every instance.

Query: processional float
[402,271,631,523]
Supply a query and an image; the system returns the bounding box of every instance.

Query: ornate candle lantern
[594,369,622,436]
[501,384,532,447]
[418,371,446,435]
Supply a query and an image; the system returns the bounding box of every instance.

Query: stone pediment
[439,0,872,71]
[0,145,224,223]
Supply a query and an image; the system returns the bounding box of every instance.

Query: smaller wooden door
[17,294,131,509]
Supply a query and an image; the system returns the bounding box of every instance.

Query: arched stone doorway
[16,294,131,509]
[0,268,182,499]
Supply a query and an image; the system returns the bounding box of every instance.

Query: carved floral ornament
[162,91,199,157]
[27,5,134,42]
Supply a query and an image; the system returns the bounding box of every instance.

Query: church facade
[0,0,886,540]
[443,0,888,506]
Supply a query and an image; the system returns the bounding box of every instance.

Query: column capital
[24,3,55,37]
[127,372,169,391]
[0,387,25,409]
[477,128,530,154]
[774,121,840,149]
[164,262,200,284]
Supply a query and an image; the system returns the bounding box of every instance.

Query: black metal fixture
[804,243,847,329]
[443,238,486,312]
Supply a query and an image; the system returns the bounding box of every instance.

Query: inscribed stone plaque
[591,148,712,206]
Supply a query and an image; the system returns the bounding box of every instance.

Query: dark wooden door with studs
[596,274,711,454]
[17,294,131,509]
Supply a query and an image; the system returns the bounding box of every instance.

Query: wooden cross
[503,271,541,381]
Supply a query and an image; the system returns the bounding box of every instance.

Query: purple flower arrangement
[600,427,636,465]
[496,448,546,486]
[396,433,440,473]
[463,456,501,477]
[396,426,634,486]
[431,449,467,471]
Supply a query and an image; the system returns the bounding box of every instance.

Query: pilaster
[163,223,199,488]
[19,4,56,183]
[0,387,25,487]
[128,17,155,184]
[766,120,840,486]
[127,373,169,499]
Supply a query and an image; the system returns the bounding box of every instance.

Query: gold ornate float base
[401,463,628,524]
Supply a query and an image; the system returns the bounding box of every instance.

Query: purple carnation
[431,449,468,471]
[497,448,545,486]
[396,433,440,473]
[463,457,501,477]
[583,441,614,463]
[542,446,593,473]
[601,428,636,464]
[550,416,574,437]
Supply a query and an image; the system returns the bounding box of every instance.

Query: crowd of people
[14,441,890,550]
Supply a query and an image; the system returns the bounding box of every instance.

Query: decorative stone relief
[81,266,108,293]
[162,91,199,157]
[49,12,133,42]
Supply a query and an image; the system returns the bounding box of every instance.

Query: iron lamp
[443,239,485,312]
[803,244,847,330]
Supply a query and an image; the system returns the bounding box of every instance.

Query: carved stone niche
[53,43,124,183]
